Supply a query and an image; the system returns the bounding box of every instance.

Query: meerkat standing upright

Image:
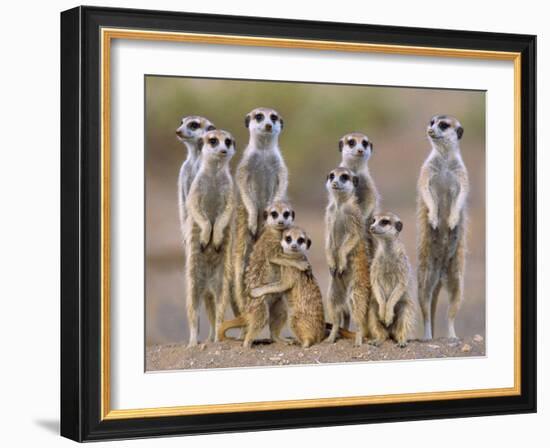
[368,213,415,347]
[324,167,370,346]
[185,129,236,347]
[175,116,216,236]
[233,107,288,313]
[417,115,469,340]
[339,132,380,222]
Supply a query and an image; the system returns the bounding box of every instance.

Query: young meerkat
[339,132,380,222]
[185,129,236,347]
[233,107,289,313]
[324,167,370,346]
[175,115,216,232]
[218,204,311,348]
[417,115,469,340]
[367,212,415,347]
[250,227,325,348]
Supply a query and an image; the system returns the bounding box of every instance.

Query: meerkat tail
[324,322,356,340]
[217,316,247,341]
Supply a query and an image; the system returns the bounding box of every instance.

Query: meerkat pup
[324,167,370,346]
[417,115,469,340]
[250,227,325,348]
[175,115,216,233]
[185,129,236,347]
[233,107,289,313]
[367,213,415,347]
[218,205,311,348]
[339,132,380,222]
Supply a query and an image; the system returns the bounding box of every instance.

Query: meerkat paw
[428,212,439,230]
[383,311,395,328]
[329,266,337,277]
[448,211,460,230]
[325,334,338,344]
[367,339,383,347]
[272,336,294,345]
[353,335,364,347]
[187,340,198,348]
[395,341,408,348]
[337,267,347,278]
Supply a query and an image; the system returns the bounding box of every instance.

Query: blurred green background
[145,76,486,346]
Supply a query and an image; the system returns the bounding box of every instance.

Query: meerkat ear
[197,138,204,152]
[245,114,251,128]
[369,141,374,152]
[338,138,344,152]
[206,125,216,131]
[263,210,269,220]
[353,176,359,187]
[456,126,464,140]
[395,221,403,233]
[279,117,284,129]
[306,238,312,249]
[291,210,296,220]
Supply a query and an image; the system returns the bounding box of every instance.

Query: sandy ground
[146,335,485,371]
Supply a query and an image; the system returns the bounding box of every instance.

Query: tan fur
[367,213,416,347]
[417,115,468,340]
[324,167,370,346]
[184,130,236,347]
[250,227,325,348]
[232,107,288,314]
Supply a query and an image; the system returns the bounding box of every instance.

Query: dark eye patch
[297,237,305,245]
[329,173,335,181]
[188,121,200,130]
[208,137,219,146]
[255,113,264,122]
[270,114,278,122]
[271,211,279,219]
[362,140,368,149]
[283,211,290,219]
[430,119,435,126]
[439,121,450,131]
[285,236,292,243]
[381,219,390,226]
[224,138,232,147]
[347,138,356,147]
[340,174,349,182]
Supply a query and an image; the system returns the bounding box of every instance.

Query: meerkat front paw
[329,265,337,277]
[250,287,263,298]
[383,308,395,328]
[448,211,460,230]
[212,232,225,252]
[396,341,408,348]
[199,226,212,251]
[367,339,383,347]
[428,211,438,229]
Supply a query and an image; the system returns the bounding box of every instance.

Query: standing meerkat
[233,107,288,313]
[339,132,380,222]
[218,206,311,348]
[175,115,216,234]
[367,212,415,347]
[185,129,236,347]
[324,167,370,346]
[417,115,468,340]
[250,227,325,348]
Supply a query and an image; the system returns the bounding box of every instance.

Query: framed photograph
[61,6,536,442]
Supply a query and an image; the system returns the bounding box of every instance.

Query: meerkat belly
[248,153,280,210]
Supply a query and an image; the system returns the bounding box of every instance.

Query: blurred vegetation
[145,76,486,346]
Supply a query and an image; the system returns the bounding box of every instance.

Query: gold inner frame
[100,27,522,420]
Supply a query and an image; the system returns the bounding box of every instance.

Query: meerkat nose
[176,130,183,137]
[265,123,272,131]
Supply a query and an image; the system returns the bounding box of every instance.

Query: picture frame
[60,5,536,442]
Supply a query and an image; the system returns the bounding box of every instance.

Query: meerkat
[218,207,311,348]
[367,212,415,347]
[232,107,289,314]
[250,227,325,348]
[185,129,236,347]
[175,115,216,234]
[324,167,370,346]
[417,115,468,340]
[339,132,380,222]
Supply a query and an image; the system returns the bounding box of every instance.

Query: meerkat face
[339,132,373,163]
[281,227,312,255]
[427,115,464,145]
[245,107,284,136]
[197,130,236,161]
[369,213,403,239]
[175,116,216,142]
[263,201,295,230]
[326,167,358,198]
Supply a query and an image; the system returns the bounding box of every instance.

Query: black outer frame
[60,5,537,442]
